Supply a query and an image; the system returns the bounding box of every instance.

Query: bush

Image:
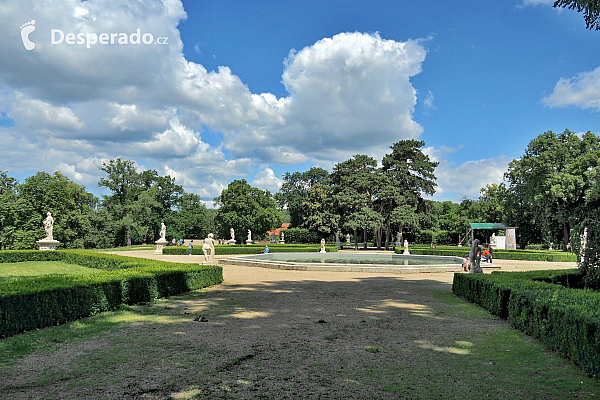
[452,270,600,376]
[163,243,338,255]
[0,250,223,338]
[395,246,577,262]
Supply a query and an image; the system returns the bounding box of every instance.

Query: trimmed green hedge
[163,244,339,255]
[397,246,577,262]
[452,270,600,376]
[0,250,223,338]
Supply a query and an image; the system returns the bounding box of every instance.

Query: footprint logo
[20,20,36,51]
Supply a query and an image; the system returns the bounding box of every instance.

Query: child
[462,255,471,272]
[188,240,193,255]
[482,248,491,263]
[261,245,270,254]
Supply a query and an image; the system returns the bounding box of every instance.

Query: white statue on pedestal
[346,233,351,244]
[281,232,284,241]
[159,222,166,241]
[403,239,410,255]
[202,233,216,264]
[43,212,54,240]
[320,238,326,253]
[247,230,252,242]
[230,228,235,241]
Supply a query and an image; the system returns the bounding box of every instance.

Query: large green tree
[505,130,600,249]
[380,140,438,249]
[332,155,382,249]
[214,179,282,242]
[275,167,330,228]
[99,159,183,246]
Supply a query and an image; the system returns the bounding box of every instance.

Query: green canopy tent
[462,223,517,249]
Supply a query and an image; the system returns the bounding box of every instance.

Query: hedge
[0,250,223,338]
[163,243,339,255]
[396,246,577,262]
[452,269,600,377]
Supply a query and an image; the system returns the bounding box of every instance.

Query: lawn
[0,261,102,284]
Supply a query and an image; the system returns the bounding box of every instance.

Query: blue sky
[0,0,598,205]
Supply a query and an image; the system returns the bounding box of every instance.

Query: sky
[0,0,598,206]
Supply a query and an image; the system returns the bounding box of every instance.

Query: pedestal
[403,249,410,255]
[228,239,236,245]
[154,239,169,254]
[246,240,253,245]
[36,239,60,251]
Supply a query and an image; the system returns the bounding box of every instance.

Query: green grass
[0,261,102,284]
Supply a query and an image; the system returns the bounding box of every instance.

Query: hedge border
[164,244,339,255]
[0,250,223,338]
[452,270,600,377]
[398,246,577,262]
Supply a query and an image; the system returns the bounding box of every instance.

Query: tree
[275,167,330,228]
[99,159,186,246]
[332,155,381,249]
[380,140,438,249]
[554,0,600,30]
[505,130,600,249]
[169,193,208,240]
[215,180,282,242]
[11,171,97,249]
[302,183,339,240]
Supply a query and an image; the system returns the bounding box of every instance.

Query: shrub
[0,250,223,338]
[453,270,600,376]
[163,243,338,255]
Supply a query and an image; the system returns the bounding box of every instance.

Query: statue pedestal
[279,240,285,244]
[228,239,236,245]
[246,240,253,245]
[154,239,169,254]
[403,249,410,255]
[36,239,60,251]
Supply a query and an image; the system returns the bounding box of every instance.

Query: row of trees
[276,140,438,249]
[1,131,598,251]
[0,159,212,250]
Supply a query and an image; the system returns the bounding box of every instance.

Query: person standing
[188,240,194,255]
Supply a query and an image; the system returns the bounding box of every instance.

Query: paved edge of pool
[218,256,465,274]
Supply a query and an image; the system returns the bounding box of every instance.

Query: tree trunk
[353,227,358,250]
[376,227,382,249]
[384,218,390,250]
[363,227,367,249]
[126,226,132,247]
[563,222,569,252]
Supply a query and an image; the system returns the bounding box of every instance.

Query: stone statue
[491,233,496,245]
[247,230,252,242]
[403,239,410,255]
[346,233,351,244]
[281,232,284,241]
[469,239,483,274]
[159,222,166,240]
[230,228,235,241]
[202,233,216,264]
[396,232,402,248]
[43,212,54,240]
[320,238,326,253]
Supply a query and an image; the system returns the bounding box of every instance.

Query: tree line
[1,131,598,250]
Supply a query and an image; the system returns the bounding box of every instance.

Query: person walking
[188,240,194,255]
